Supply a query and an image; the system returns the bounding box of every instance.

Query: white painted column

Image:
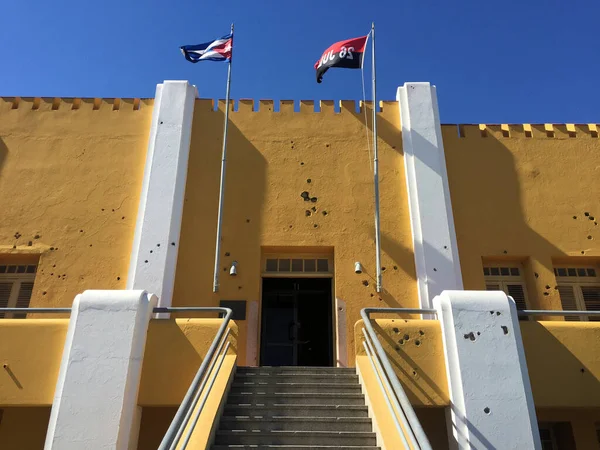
[127,80,197,308]
[397,83,463,308]
[433,290,541,450]
[45,290,157,450]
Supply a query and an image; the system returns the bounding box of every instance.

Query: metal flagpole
[213,23,234,293]
[371,22,383,293]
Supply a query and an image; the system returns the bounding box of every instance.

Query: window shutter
[13,282,34,319]
[581,286,600,322]
[506,284,527,311]
[506,284,529,321]
[557,285,580,321]
[0,283,12,319]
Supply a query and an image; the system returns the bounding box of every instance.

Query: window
[539,424,558,450]
[483,264,529,320]
[264,255,332,275]
[555,265,600,321]
[0,264,37,318]
[538,422,576,450]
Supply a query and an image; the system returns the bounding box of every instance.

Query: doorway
[260,278,333,367]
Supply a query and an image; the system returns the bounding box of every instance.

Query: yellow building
[0,81,598,449]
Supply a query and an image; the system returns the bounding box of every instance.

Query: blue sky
[1,0,599,123]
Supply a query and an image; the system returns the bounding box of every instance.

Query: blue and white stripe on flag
[180,34,233,63]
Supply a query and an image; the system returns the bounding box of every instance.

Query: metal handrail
[361,307,433,450]
[158,307,232,450]
[518,309,600,317]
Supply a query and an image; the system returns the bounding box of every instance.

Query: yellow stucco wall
[0,320,67,406]
[0,97,152,308]
[0,407,50,450]
[174,100,415,365]
[443,124,600,310]
[139,318,237,406]
[354,319,449,406]
[522,321,600,408]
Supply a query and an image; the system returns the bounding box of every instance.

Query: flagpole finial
[231,23,234,33]
[371,22,375,30]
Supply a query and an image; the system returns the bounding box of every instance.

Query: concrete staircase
[212,366,380,449]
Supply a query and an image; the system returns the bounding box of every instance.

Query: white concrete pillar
[45,290,157,450]
[127,81,197,308]
[397,83,463,308]
[433,290,541,449]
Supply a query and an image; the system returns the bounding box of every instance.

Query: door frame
[258,276,335,366]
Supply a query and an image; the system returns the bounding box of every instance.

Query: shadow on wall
[0,138,7,179]
[521,321,600,407]
[443,127,571,310]
[172,102,267,309]
[345,105,420,308]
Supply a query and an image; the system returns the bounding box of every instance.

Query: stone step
[213,446,380,450]
[218,416,373,432]
[236,367,356,376]
[234,373,359,383]
[225,393,366,406]
[229,382,362,395]
[223,404,370,418]
[214,431,377,446]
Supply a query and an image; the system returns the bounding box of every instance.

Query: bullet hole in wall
[301,191,310,201]
[50,247,55,251]
[14,232,21,239]
[322,211,328,216]
[89,244,93,247]
[80,230,83,233]
[545,285,551,289]
[157,243,161,247]
[573,216,577,219]
[311,206,317,212]
[34,235,40,239]
[582,251,585,254]
[590,216,595,221]
[150,250,153,253]
[122,216,125,220]
[144,260,148,263]
[246,219,251,223]
[305,210,311,217]
[117,277,121,281]
[326,144,330,148]
[534,272,539,278]
[300,162,304,166]
[307,179,311,184]
[585,212,590,217]
[503,250,508,254]
[362,280,369,286]
[393,266,398,270]
[311,197,318,202]
[27,241,32,246]
[42,291,47,295]
[543,292,549,296]
[382,266,386,271]
[313,224,318,228]
[225,252,231,257]
[588,235,593,240]
[171,242,175,246]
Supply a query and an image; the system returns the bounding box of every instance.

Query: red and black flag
[314,35,368,83]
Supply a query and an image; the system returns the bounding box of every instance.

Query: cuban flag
[180,34,233,63]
